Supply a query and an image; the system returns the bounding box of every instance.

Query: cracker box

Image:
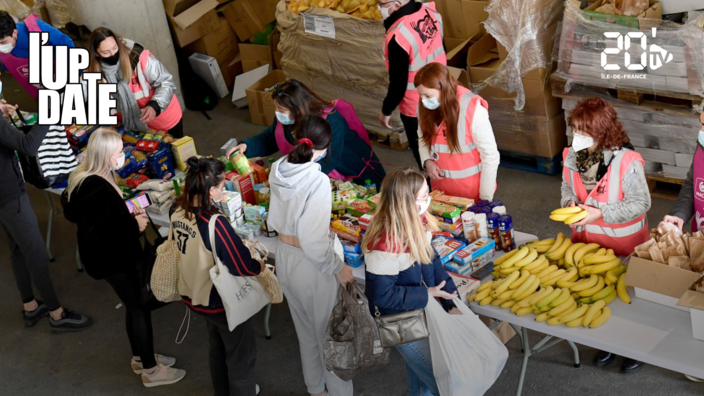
[367,194,381,208]
[330,226,361,243]
[429,202,462,222]
[221,191,243,218]
[342,239,362,254]
[66,125,98,147]
[346,200,374,217]
[434,194,475,210]
[446,238,496,275]
[344,252,364,268]
[432,236,467,265]
[148,149,175,180]
[332,214,361,237]
[171,136,197,171]
[243,205,266,222]
[446,272,481,306]
[436,218,463,236]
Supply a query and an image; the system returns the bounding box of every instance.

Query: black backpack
[176,51,218,112]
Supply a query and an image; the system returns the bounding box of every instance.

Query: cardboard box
[186,16,239,66]
[189,53,229,97]
[220,55,244,88]
[492,113,567,158]
[240,44,272,73]
[579,0,662,30]
[438,0,489,40]
[232,64,271,108]
[220,0,276,42]
[447,272,481,305]
[676,276,704,342]
[163,0,220,47]
[480,315,516,345]
[245,69,287,126]
[171,136,198,171]
[625,256,701,311]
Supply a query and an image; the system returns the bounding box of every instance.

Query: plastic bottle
[461,212,477,242]
[474,213,488,239]
[229,150,252,177]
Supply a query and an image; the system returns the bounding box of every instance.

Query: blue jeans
[395,338,440,396]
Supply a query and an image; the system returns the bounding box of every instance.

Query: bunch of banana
[288,0,383,19]
[491,246,551,278]
[545,232,572,261]
[550,207,588,225]
[522,238,556,253]
[468,269,541,306]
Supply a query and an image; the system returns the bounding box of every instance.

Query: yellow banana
[594,248,607,256]
[500,266,522,275]
[516,306,534,316]
[477,280,494,293]
[493,248,520,266]
[583,255,618,265]
[606,265,628,285]
[513,248,539,268]
[511,274,537,298]
[546,301,578,325]
[606,249,614,256]
[528,260,550,275]
[510,303,523,313]
[536,288,562,308]
[548,296,576,317]
[500,300,517,309]
[558,267,579,283]
[564,242,585,266]
[518,286,552,307]
[491,277,507,289]
[564,211,588,225]
[578,275,606,297]
[571,292,581,300]
[509,270,531,290]
[582,258,621,275]
[566,316,584,327]
[533,308,542,314]
[498,289,515,300]
[537,265,559,280]
[514,277,541,301]
[479,296,494,305]
[589,307,612,328]
[492,298,508,306]
[549,288,572,308]
[492,271,520,296]
[491,271,501,278]
[551,207,584,215]
[580,284,615,303]
[557,280,578,289]
[550,214,573,221]
[546,232,565,254]
[533,244,552,253]
[573,243,601,264]
[542,269,567,286]
[470,288,491,302]
[617,272,631,304]
[582,300,606,327]
[571,275,598,292]
[528,238,556,247]
[602,289,618,305]
[535,312,551,322]
[556,303,589,324]
[523,255,548,271]
[547,238,572,261]
[500,246,530,269]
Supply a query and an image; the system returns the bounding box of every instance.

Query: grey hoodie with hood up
[268,157,345,275]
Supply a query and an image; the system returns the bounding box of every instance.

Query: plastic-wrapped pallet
[276,1,406,147]
[554,1,704,98]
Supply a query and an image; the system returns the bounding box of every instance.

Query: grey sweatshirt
[668,143,699,223]
[561,148,651,225]
[268,157,345,275]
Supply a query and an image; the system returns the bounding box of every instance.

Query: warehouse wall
[66,0,184,105]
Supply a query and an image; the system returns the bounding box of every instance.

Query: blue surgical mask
[422,96,441,110]
[315,150,327,162]
[276,111,295,125]
[698,130,704,147]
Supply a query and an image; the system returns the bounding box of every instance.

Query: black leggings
[168,119,184,139]
[400,113,422,170]
[105,270,166,369]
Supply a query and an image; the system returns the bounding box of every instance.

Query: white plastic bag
[425,296,508,396]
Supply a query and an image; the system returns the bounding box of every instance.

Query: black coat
[0,117,49,206]
[62,175,145,279]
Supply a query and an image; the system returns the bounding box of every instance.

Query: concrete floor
[0,99,702,396]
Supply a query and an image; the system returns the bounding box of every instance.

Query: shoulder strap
[208,214,221,268]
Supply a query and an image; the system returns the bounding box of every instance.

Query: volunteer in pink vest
[379,0,446,170]
[0,11,74,111]
[228,79,386,186]
[415,63,499,201]
[661,112,704,236]
[83,27,183,138]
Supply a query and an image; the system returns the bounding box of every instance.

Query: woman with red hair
[415,63,500,201]
[561,97,650,372]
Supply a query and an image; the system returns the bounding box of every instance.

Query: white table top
[471,290,704,379]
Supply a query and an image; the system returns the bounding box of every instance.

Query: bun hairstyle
[175,156,226,220]
[288,114,333,164]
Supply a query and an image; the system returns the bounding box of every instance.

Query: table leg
[567,340,581,368]
[44,192,55,262]
[516,327,531,396]
[264,303,272,340]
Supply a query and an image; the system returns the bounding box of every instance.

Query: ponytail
[288,115,332,164]
[174,156,226,220]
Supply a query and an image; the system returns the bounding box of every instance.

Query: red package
[125,173,149,189]
[136,139,160,152]
[432,231,453,239]
[330,227,361,243]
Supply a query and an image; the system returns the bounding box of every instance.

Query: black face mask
[102,52,120,66]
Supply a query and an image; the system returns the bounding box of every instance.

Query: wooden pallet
[499,151,562,176]
[366,127,409,152]
[646,175,684,200]
[551,75,703,113]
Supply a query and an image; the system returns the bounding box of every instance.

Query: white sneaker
[256,384,260,395]
[685,374,704,382]
[141,364,186,388]
[131,354,176,374]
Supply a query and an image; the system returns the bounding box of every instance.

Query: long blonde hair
[362,167,439,264]
[66,128,122,200]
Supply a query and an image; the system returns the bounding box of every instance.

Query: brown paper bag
[668,256,692,271]
[649,245,666,264]
[688,238,704,270]
[635,238,656,259]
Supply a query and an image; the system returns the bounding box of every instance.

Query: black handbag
[11,111,76,189]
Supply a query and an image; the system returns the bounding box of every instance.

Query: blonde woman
[61,129,186,388]
[362,167,459,396]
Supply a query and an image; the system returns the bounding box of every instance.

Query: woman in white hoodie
[269,115,356,396]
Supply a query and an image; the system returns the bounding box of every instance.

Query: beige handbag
[243,240,284,304]
[374,274,429,348]
[151,224,182,303]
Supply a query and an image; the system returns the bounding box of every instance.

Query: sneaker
[23,300,49,327]
[256,384,260,395]
[685,374,704,382]
[49,309,93,333]
[132,354,176,374]
[141,364,186,388]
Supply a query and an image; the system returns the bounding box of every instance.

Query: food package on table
[344,251,364,268]
[243,205,265,222]
[359,213,374,231]
[634,226,704,272]
[436,219,464,237]
[429,202,462,222]
[367,194,380,208]
[148,192,175,215]
[431,236,467,265]
[433,194,475,211]
[116,148,147,179]
[332,214,362,237]
[137,179,174,192]
[330,226,361,243]
[346,200,374,217]
[446,238,496,275]
[147,149,175,180]
[122,131,141,145]
[66,125,98,147]
[136,134,161,152]
[124,173,150,189]
[341,238,361,254]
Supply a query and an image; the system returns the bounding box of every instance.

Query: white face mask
[112,153,125,169]
[378,2,397,20]
[275,111,294,125]
[212,187,224,204]
[0,41,14,54]
[698,130,704,147]
[572,133,595,152]
[417,197,431,215]
[422,96,441,110]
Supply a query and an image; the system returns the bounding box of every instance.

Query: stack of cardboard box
[438,0,566,159]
